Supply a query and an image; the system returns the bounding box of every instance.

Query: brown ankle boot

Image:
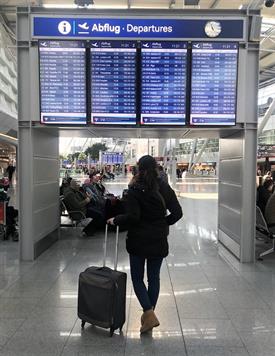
[140,309,160,333]
[141,312,145,326]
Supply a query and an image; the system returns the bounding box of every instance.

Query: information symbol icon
[58,21,71,35]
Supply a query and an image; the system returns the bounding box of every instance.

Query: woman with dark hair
[107,155,182,334]
[257,178,274,215]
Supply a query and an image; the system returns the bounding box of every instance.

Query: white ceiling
[2,0,275,84]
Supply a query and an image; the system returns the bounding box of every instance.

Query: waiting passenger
[263,171,272,183]
[0,188,18,241]
[265,189,275,231]
[257,178,274,215]
[264,157,272,175]
[89,173,107,196]
[158,165,168,183]
[64,180,105,236]
[83,175,106,211]
[60,177,72,196]
[107,155,182,334]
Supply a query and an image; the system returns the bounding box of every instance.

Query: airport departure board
[190,42,238,126]
[141,41,187,125]
[39,41,87,124]
[91,41,136,125]
[102,152,124,164]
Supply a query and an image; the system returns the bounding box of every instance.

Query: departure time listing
[39,40,86,124]
[141,41,187,125]
[91,40,136,125]
[190,42,238,126]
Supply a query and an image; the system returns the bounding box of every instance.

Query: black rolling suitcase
[78,225,127,337]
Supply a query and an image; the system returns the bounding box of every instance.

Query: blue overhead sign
[32,17,244,39]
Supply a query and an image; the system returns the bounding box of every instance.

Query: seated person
[263,171,272,184]
[60,177,72,196]
[83,174,124,220]
[158,165,168,183]
[83,175,106,212]
[85,173,106,196]
[64,179,105,236]
[265,190,275,231]
[103,166,115,180]
[0,188,18,241]
[257,178,274,215]
[94,175,106,196]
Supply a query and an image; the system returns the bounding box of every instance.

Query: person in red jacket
[107,155,182,334]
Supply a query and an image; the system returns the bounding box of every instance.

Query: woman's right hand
[107,218,115,225]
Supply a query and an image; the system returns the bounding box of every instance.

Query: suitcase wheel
[81,320,85,329]
[110,327,115,337]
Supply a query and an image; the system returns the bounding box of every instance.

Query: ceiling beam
[210,0,221,8]
[0,7,16,14]
[169,0,176,9]
[247,0,265,10]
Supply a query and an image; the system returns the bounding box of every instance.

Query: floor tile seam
[0,295,42,303]
[219,282,272,311]
[3,272,62,295]
[36,253,81,292]
[165,258,189,356]
[0,273,21,297]
[34,253,79,274]
[173,315,231,320]
[238,272,275,308]
[0,317,26,349]
[124,286,133,356]
[59,315,79,356]
[201,264,272,313]
[213,291,270,314]
[236,332,260,356]
[219,305,254,353]
[209,246,248,278]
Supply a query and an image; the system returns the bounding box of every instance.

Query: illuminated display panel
[91,40,136,125]
[141,41,187,125]
[39,40,86,124]
[190,42,238,126]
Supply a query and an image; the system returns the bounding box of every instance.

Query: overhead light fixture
[0,133,17,142]
[74,0,94,6]
[43,4,78,8]
[265,0,275,7]
[43,2,127,9]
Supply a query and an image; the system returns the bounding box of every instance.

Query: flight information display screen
[190,42,238,126]
[102,152,124,164]
[141,41,187,125]
[91,40,136,125]
[39,41,87,124]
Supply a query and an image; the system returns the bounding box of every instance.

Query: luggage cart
[0,201,7,240]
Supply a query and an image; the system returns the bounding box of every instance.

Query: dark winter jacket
[63,188,88,216]
[114,179,182,258]
[257,186,272,215]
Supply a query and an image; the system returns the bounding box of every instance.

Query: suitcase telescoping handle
[103,224,119,271]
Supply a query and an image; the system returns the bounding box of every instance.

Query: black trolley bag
[78,225,127,337]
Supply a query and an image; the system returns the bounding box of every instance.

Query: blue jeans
[129,254,163,312]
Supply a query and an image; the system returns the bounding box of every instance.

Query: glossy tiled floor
[1,177,275,355]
